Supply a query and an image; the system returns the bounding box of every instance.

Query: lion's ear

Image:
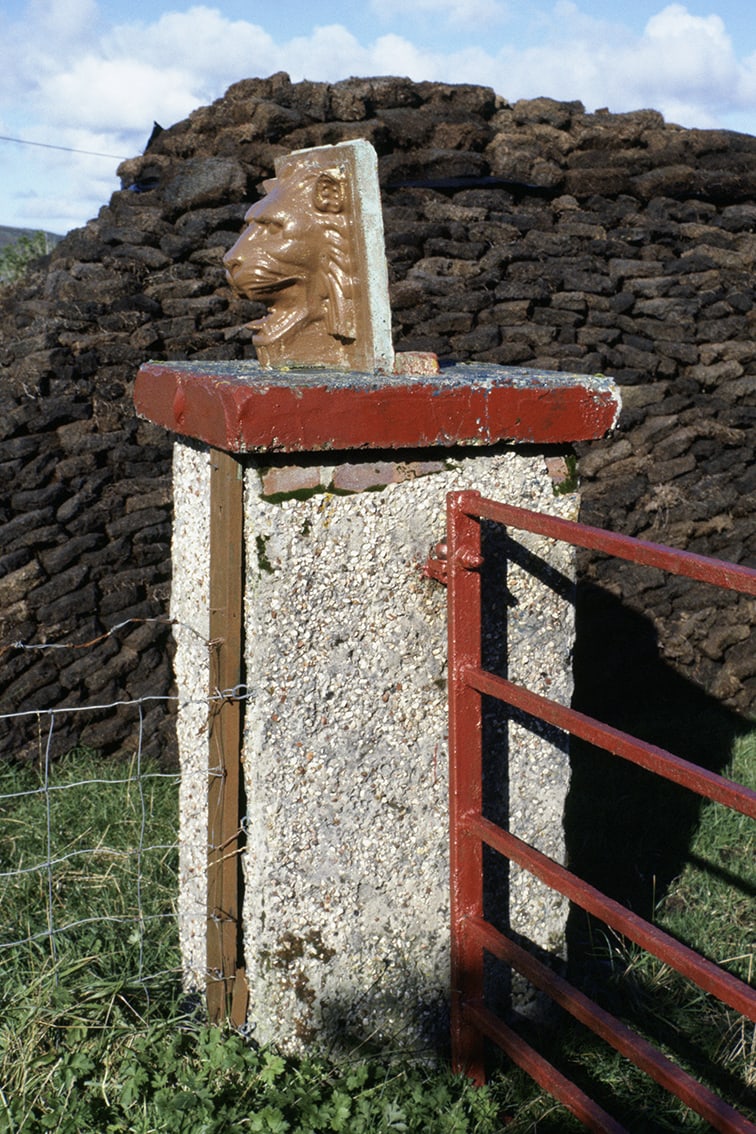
[313,171,345,214]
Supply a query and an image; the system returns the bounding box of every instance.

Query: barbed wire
[3,614,205,655]
[0,687,252,724]
[0,693,178,722]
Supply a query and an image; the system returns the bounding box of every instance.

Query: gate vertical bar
[448,489,486,1082]
[207,447,248,1026]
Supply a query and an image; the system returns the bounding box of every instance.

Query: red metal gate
[439,489,756,1133]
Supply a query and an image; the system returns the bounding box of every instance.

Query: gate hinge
[423,540,448,586]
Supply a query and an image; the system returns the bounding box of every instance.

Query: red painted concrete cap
[134,360,621,453]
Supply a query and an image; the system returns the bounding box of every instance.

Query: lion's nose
[223,247,248,285]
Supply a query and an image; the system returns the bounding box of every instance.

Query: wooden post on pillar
[207,447,248,1026]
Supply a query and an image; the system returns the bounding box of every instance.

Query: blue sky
[2,0,756,233]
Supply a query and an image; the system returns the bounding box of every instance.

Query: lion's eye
[257,217,284,234]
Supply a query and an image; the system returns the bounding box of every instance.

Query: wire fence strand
[0,660,188,996]
[0,617,254,1009]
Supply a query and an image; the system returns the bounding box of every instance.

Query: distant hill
[0,225,62,252]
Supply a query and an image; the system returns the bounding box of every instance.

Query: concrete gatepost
[134,139,620,1053]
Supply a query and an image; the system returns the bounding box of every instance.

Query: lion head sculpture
[223,141,394,372]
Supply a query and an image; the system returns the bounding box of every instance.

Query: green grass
[0,748,183,1131]
[654,728,755,991]
[556,728,756,1130]
[0,746,180,986]
[0,751,505,1132]
[0,733,753,1132]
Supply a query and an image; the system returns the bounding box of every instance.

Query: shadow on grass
[567,580,752,921]
[563,580,755,1127]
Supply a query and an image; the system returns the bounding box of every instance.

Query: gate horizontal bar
[461,492,756,595]
[462,999,629,1133]
[465,813,756,1023]
[465,666,756,820]
[446,489,755,1123]
[468,917,756,1134]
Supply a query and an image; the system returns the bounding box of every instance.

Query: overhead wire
[0,133,128,160]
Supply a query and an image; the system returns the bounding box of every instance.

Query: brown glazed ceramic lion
[224,141,394,372]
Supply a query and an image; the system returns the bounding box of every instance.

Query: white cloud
[26,0,101,42]
[0,123,122,233]
[14,156,120,232]
[8,2,756,143]
[466,1,749,129]
[367,33,446,79]
[3,1,756,231]
[736,50,756,109]
[275,25,375,80]
[645,3,727,46]
[105,6,277,84]
[633,4,735,100]
[0,0,100,97]
[38,57,203,132]
[370,0,508,28]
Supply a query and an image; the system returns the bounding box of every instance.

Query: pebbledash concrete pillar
[135,139,620,1052]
